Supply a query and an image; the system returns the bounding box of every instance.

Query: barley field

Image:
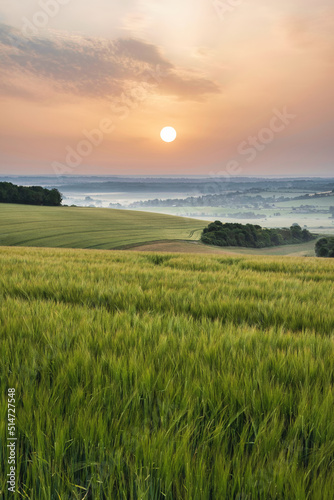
[1,246,334,499]
[0,247,334,500]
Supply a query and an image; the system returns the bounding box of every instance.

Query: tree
[318,247,329,257]
[45,188,63,206]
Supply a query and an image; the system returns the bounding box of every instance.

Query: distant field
[1,246,334,499]
[0,204,205,249]
[129,239,318,256]
[0,203,321,256]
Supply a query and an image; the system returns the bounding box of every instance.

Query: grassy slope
[0,204,205,249]
[1,246,334,499]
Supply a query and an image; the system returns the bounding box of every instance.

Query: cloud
[159,69,220,101]
[0,24,220,102]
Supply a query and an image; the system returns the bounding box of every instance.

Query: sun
[160,126,177,143]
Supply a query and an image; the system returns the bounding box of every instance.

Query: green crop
[0,246,333,499]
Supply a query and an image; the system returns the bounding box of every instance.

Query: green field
[0,204,205,249]
[0,203,322,257]
[1,246,334,499]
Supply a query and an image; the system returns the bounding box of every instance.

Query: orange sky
[0,0,333,175]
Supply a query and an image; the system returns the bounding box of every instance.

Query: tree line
[201,221,315,248]
[0,182,62,206]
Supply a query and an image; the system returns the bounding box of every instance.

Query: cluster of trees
[315,238,334,258]
[201,221,315,248]
[0,182,62,206]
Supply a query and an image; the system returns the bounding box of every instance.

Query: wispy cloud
[0,24,220,102]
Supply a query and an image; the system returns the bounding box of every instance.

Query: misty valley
[2,175,333,235]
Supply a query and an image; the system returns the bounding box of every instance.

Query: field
[0,203,321,256]
[0,204,205,249]
[1,246,334,499]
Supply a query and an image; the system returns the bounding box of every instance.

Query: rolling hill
[0,203,205,249]
[0,204,319,255]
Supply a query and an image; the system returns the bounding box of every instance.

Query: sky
[0,0,333,176]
